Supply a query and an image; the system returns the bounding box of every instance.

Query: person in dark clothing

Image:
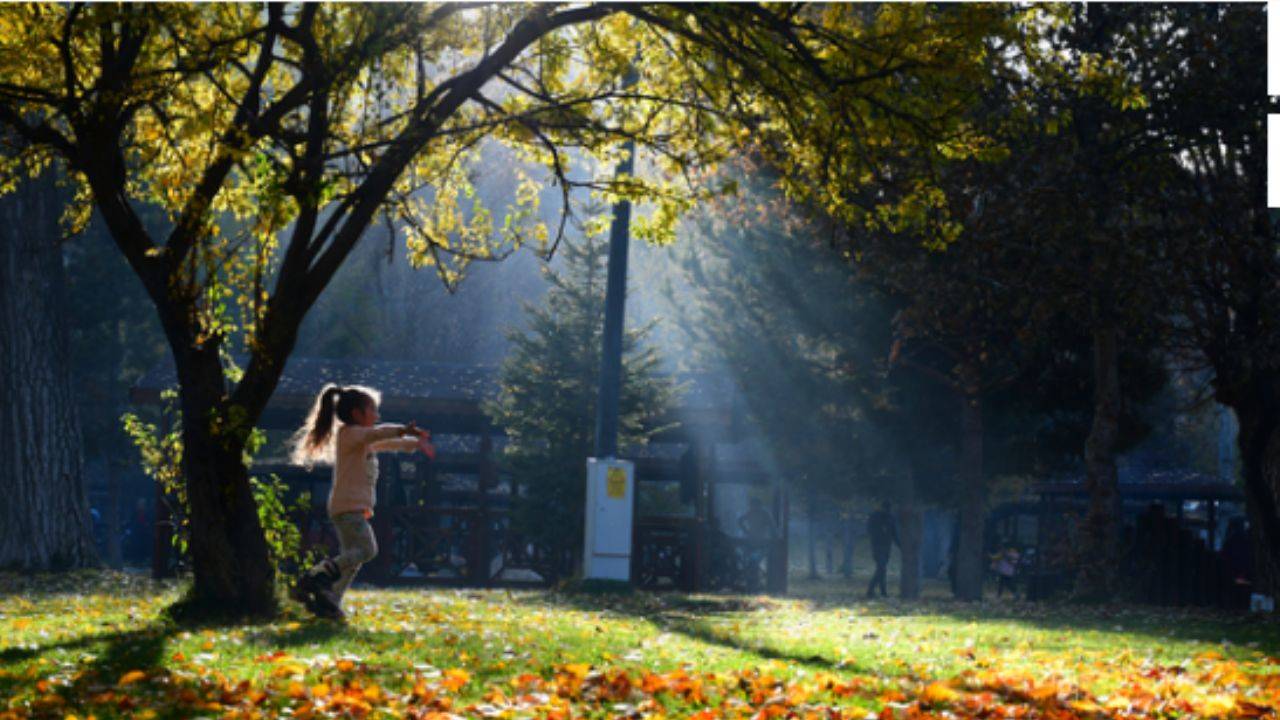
[1221,518,1252,579]
[992,540,1019,598]
[866,501,898,598]
[123,497,151,565]
[1220,517,1253,609]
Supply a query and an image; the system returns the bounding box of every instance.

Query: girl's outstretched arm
[370,435,435,459]
[369,437,420,453]
[340,423,414,451]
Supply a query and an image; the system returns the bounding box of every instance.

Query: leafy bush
[121,388,317,593]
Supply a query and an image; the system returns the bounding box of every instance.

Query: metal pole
[593,137,635,459]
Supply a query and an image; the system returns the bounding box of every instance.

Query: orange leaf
[1197,694,1238,717]
[641,672,668,694]
[511,673,541,691]
[921,682,960,706]
[442,668,470,692]
[785,683,810,706]
[118,670,147,686]
[273,663,308,678]
[483,686,507,703]
[1069,699,1104,714]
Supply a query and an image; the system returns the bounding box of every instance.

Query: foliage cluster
[120,389,318,592]
[487,217,678,576]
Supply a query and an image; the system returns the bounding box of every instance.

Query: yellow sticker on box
[606,467,627,498]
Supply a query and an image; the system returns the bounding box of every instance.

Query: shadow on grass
[515,580,1280,661]
[0,569,175,601]
[0,622,176,714]
[241,618,380,649]
[815,595,1280,655]
[512,591,868,673]
[785,573,1280,648]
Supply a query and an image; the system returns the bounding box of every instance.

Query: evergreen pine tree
[488,220,677,579]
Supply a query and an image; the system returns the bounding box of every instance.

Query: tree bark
[807,491,819,579]
[954,377,986,601]
[1077,325,1122,600]
[167,342,277,619]
[1226,371,1280,599]
[0,173,97,570]
[897,501,923,600]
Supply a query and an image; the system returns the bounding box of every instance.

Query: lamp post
[582,119,638,582]
[593,137,635,460]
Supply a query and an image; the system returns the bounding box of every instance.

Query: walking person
[289,384,435,619]
[739,497,776,593]
[992,541,1020,598]
[866,501,898,598]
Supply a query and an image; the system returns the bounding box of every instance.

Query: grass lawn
[2,569,1278,719]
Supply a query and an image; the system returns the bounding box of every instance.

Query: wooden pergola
[131,356,789,593]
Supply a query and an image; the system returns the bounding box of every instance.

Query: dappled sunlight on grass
[2,572,1278,719]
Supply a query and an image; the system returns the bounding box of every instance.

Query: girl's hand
[417,435,437,461]
[405,421,426,438]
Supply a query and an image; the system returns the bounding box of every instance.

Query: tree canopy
[0,2,1018,616]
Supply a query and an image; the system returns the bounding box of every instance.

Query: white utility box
[583,457,634,581]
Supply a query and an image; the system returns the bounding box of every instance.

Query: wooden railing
[293,505,785,594]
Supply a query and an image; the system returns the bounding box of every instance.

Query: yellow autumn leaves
[4,572,1280,720]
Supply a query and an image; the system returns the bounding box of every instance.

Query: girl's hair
[289,383,382,467]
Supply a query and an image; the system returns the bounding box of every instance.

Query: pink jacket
[327,424,418,518]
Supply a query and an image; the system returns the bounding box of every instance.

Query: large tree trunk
[1077,325,1122,600]
[896,459,922,599]
[168,343,277,619]
[0,173,97,570]
[807,491,819,579]
[953,380,986,601]
[104,454,123,569]
[897,501,923,600]
[1227,371,1280,599]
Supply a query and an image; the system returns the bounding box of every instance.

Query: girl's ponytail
[290,384,342,467]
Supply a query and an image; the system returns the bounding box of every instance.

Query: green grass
[2,569,1278,719]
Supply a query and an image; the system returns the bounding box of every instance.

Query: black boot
[294,560,344,619]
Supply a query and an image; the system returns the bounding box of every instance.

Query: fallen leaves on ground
[2,572,1279,719]
[4,649,1278,719]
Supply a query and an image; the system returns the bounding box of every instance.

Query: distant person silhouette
[866,501,898,598]
[739,497,776,593]
[123,498,150,565]
[739,496,776,543]
[1220,517,1253,608]
[992,541,1020,598]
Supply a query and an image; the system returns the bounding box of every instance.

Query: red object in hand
[417,435,436,461]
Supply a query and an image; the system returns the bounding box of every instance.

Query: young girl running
[289,384,435,619]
